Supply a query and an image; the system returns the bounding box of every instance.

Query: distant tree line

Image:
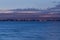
[9,8,41,11]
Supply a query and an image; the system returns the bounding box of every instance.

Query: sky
[0,0,60,9]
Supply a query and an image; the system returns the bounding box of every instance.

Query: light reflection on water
[0,21,60,40]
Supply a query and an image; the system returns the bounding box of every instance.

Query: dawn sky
[0,0,60,9]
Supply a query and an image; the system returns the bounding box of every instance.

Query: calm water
[0,21,60,40]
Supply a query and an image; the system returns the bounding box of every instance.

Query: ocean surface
[0,21,60,40]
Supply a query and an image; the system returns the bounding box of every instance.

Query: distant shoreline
[0,18,60,21]
[0,13,60,21]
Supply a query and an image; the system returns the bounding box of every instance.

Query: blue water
[0,21,60,40]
